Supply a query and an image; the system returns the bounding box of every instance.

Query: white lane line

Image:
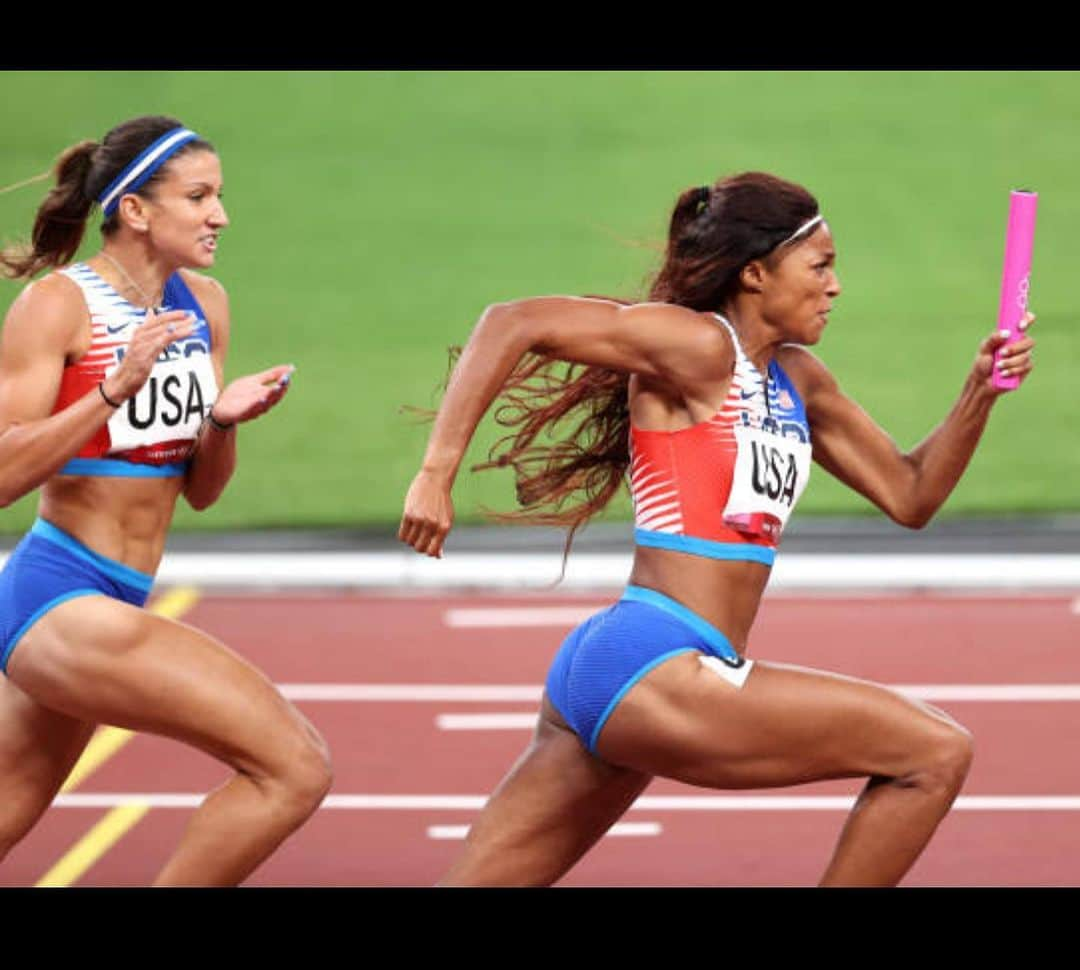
[448,603,1080,627]
[606,822,663,836]
[279,684,1080,704]
[445,607,605,627]
[901,686,1080,701]
[428,825,471,840]
[52,793,1080,812]
[133,550,1080,590]
[277,685,543,701]
[427,822,662,840]
[437,714,536,730]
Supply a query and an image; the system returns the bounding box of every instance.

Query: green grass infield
[1,70,1075,534]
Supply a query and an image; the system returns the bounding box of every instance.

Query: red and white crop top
[628,315,812,566]
[53,262,220,478]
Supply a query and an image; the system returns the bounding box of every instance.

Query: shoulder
[1,270,87,350]
[178,268,229,317]
[178,269,230,349]
[777,343,839,399]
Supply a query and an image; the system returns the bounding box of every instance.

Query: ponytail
[0,140,99,279]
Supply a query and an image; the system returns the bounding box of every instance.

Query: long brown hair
[453,172,820,544]
[1,115,214,280]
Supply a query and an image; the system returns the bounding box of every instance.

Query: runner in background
[0,115,331,886]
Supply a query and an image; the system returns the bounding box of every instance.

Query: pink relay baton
[992,189,1038,392]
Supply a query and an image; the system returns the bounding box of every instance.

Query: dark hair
[651,172,819,308]
[0,115,215,279]
[469,171,820,543]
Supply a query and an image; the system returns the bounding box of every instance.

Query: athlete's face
[758,224,840,345]
[139,150,229,269]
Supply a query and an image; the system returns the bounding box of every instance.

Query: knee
[907,722,974,794]
[270,725,334,820]
[291,728,335,808]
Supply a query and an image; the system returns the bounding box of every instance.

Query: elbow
[894,513,932,531]
[479,301,516,327]
[475,300,540,354]
[486,298,534,317]
[890,501,935,531]
[884,461,937,530]
[182,455,234,511]
[183,486,217,512]
[479,301,527,339]
[473,301,511,342]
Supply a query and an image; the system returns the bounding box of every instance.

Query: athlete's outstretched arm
[399,296,733,558]
[787,314,1035,528]
[0,275,194,508]
[182,276,293,511]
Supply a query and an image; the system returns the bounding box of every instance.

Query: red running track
[3,589,1080,887]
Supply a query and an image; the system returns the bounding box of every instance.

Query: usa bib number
[723,425,812,540]
[105,354,219,454]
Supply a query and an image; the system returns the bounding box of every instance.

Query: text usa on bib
[104,353,218,455]
[722,425,812,542]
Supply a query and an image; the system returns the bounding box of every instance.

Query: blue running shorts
[0,518,154,673]
[545,584,754,754]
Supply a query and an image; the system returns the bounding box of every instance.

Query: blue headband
[97,127,200,217]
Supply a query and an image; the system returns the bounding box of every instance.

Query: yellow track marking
[35,805,150,887]
[59,726,135,794]
[148,585,201,620]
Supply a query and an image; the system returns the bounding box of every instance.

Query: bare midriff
[38,474,184,575]
[627,545,772,655]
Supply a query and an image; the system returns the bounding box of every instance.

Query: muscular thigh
[6,595,318,776]
[596,654,967,789]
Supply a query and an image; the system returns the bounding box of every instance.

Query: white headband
[779,214,824,247]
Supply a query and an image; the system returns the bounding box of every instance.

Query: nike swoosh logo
[106,322,129,334]
[740,389,757,399]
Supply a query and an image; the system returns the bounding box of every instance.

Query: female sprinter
[398,171,1035,887]
[0,115,332,885]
